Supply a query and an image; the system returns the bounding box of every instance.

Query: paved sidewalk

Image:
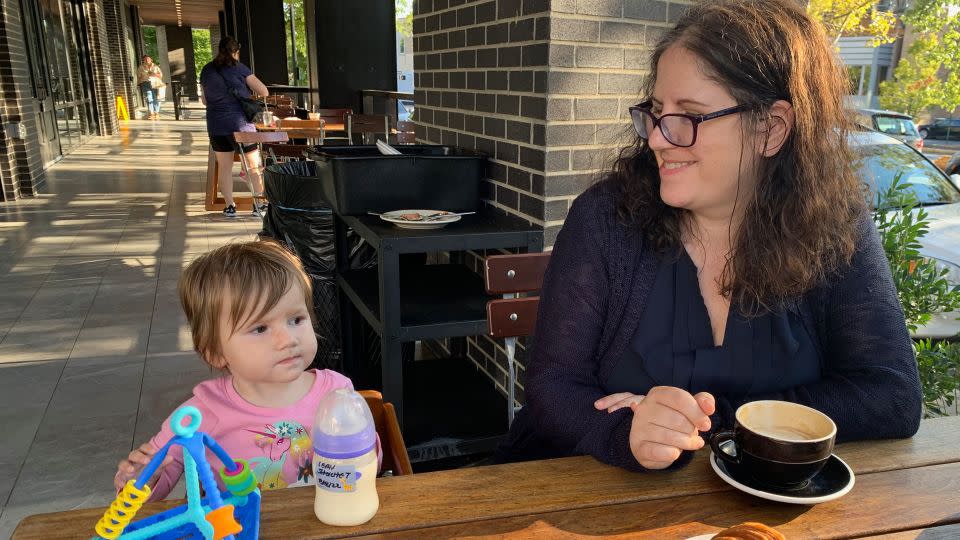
[0,118,260,537]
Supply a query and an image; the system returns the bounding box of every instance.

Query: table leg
[334,216,357,378]
[378,244,404,426]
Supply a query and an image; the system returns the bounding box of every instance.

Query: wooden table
[255,121,347,142]
[13,416,960,539]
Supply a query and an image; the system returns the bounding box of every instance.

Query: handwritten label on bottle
[315,460,363,493]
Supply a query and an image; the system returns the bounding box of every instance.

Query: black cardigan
[511,180,922,471]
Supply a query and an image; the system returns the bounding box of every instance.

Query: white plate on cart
[378,209,462,229]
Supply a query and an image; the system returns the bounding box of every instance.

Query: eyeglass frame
[628,100,752,148]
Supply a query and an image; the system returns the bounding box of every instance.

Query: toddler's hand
[114,443,172,492]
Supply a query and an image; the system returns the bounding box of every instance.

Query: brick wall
[84,0,118,135]
[0,0,47,200]
[413,0,692,406]
[104,0,135,119]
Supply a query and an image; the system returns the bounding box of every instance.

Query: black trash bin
[261,160,376,370]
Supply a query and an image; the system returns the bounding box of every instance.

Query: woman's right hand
[627,386,715,469]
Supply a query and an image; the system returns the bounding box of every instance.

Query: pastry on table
[712,522,786,539]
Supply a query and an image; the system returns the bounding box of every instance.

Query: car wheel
[920,128,929,139]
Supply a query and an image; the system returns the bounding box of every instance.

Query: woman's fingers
[606,394,644,413]
[694,392,716,416]
[634,441,684,467]
[594,392,636,410]
[642,424,704,451]
[648,386,712,432]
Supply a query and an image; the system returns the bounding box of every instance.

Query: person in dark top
[199,36,269,218]
[498,0,922,472]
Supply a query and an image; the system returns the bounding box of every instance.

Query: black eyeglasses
[629,101,751,147]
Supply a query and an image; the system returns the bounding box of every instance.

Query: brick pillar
[103,0,135,120]
[0,0,47,200]
[413,0,692,404]
[210,25,222,57]
[84,0,119,135]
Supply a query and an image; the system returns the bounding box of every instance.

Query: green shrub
[874,177,960,417]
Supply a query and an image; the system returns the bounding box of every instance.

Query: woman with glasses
[498,0,921,471]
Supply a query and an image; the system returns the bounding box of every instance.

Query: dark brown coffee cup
[709,400,836,490]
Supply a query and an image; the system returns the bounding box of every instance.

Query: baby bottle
[312,388,380,526]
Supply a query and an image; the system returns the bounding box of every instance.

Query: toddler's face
[214,285,317,385]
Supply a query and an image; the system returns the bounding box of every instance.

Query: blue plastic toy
[93,406,262,539]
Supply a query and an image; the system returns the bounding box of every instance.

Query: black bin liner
[261,161,376,370]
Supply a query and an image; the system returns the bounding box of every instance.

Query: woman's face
[232,50,240,61]
[648,45,760,221]
[143,56,153,66]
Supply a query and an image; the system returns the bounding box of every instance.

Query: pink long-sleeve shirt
[130,369,379,501]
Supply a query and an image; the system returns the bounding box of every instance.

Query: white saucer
[710,451,855,505]
[378,209,462,229]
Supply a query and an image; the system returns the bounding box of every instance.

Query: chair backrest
[265,94,294,107]
[313,108,353,126]
[262,142,310,161]
[276,119,324,140]
[358,390,413,476]
[348,114,389,134]
[484,253,552,339]
[272,106,296,119]
[233,131,289,144]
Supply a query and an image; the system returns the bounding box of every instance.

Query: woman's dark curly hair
[613,0,866,315]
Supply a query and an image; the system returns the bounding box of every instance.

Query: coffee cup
[709,400,836,490]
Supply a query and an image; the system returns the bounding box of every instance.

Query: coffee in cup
[709,400,836,490]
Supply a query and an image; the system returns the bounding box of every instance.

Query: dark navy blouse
[604,249,821,398]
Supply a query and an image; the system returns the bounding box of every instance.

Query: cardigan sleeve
[524,184,647,471]
[715,212,923,442]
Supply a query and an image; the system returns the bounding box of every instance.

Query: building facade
[1,0,139,201]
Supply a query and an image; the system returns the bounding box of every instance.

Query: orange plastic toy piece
[205,505,242,539]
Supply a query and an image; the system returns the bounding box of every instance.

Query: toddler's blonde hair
[178,240,313,366]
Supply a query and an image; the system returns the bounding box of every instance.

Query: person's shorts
[209,134,257,153]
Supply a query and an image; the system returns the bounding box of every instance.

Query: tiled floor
[0,117,262,537]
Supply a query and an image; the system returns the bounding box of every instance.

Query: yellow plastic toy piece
[94,479,152,539]
[205,504,243,539]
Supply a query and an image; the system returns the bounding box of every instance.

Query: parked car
[853,108,923,151]
[917,118,960,140]
[943,150,960,176]
[853,130,960,338]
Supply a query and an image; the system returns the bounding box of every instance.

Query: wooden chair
[395,120,416,144]
[483,252,552,425]
[262,142,310,163]
[359,390,413,476]
[347,113,390,145]
[204,131,289,212]
[312,108,352,144]
[276,118,324,142]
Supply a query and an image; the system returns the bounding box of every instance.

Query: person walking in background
[199,36,269,218]
[137,55,163,120]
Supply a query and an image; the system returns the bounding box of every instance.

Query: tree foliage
[882,2,960,116]
[284,0,308,86]
[807,0,899,45]
[192,29,212,81]
[810,1,960,117]
[396,0,413,38]
[879,34,942,116]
